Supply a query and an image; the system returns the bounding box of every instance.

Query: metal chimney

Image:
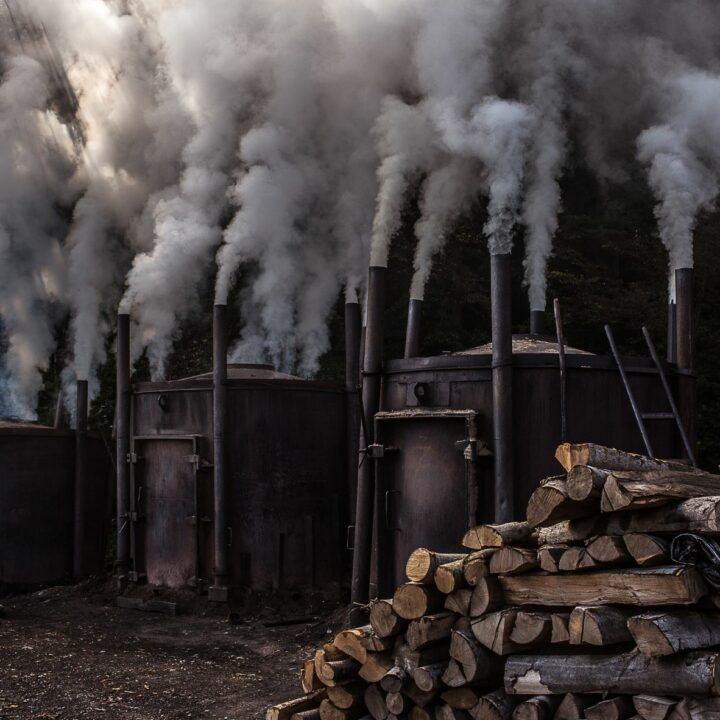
[210,303,229,602]
[675,268,696,456]
[530,310,544,337]
[351,265,386,609]
[345,299,362,523]
[73,379,88,579]
[667,300,677,364]
[116,313,131,579]
[491,253,514,523]
[404,298,422,359]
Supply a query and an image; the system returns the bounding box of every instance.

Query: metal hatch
[371,409,486,593]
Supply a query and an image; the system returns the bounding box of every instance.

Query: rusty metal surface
[0,428,110,589]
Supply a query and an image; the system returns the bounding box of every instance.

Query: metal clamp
[346,525,355,550]
[367,444,397,459]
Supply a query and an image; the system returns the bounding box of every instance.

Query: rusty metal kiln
[0,418,111,590]
[116,307,355,598]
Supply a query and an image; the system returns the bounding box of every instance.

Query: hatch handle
[385,490,401,530]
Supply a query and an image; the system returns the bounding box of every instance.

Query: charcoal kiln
[119,309,350,595]
[0,391,111,590]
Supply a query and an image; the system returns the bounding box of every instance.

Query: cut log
[370,599,406,638]
[585,697,636,720]
[537,498,720,545]
[409,708,437,720]
[407,549,467,583]
[566,466,611,502]
[449,630,502,684]
[512,696,562,720]
[473,609,547,656]
[538,545,569,573]
[437,705,472,720]
[667,698,720,720]
[470,576,506,617]
[394,583,445,620]
[319,699,366,720]
[327,683,365,710]
[334,626,376,663]
[490,547,540,576]
[628,610,720,656]
[380,666,407,693]
[551,614,571,644]
[407,613,458,651]
[436,559,468,594]
[568,606,634,646]
[442,688,481,710]
[414,662,447,692]
[526,477,596,528]
[623,534,669,567]
[554,444,690,473]
[555,693,594,720]
[364,684,389,720]
[632,696,677,720]
[463,523,538,551]
[445,589,473,616]
[464,549,497,586]
[302,659,325,693]
[601,470,720,513]
[443,659,471,688]
[359,652,394,683]
[291,710,322,720]
[395,640,451,674]
[386,692,407,716]
[500,567,708,607]
[510,611,553,645]
[505,651,720,695]
[406,683,438,709]
[268,693,325,720]
[317,656,361,687]
[470,690,520,720]
[558,547,598,572]
[585,536,630,565]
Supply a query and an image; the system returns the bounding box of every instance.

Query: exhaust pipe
[210,303,229,602]
[116,313,131,578]
[351,265,386,609]
[73,379,88,579]
[667,299,677,364]
[530,310,544,337]
[345,299,362,524]
[403,298,422,359]
[491,253,514,523]
[675,268,696,458]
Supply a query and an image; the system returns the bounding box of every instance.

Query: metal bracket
[127,452,140,464]
[367,444,397,459]
[346,525,355,550]
[454,438,492,461]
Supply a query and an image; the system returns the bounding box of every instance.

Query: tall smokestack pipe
[491,253,514,523]
[73,379,88,579]
[345,300,362,524]
[667,300,677,364]
[404,299,422,359]
[675,268,696,457]
[116,313,131,578]
[530,310,544,337]
[351,265,386,610]
[211,303,229,601]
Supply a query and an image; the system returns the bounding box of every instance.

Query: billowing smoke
[4,0,720,418]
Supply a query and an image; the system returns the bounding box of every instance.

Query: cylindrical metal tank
[374,335,689,591]
[0,421,111,590]
[129,365,347,593]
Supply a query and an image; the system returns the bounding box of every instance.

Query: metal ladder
[605,325,696,466]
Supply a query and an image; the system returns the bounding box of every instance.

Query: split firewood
[568,605,635,646]
[551,613,571,644]
[290,710,321,720]
[585,697,636,720]
[405,682,438,709]
[623,534,669,567]
[472,609,547,656]
[380,667,407,693]
[316,655,361,687]
[442,659,471,688]
[364,684,389,720]
[538,545,569,573]
[369,599,406,639]
[409,707,437,720]
[566,466,611,502]
[436,559,468,594]
[359,652,394,683]
[327,684,365,710]
[558,546,599,572]
[437,705,473,720]
[334,626,380,663]
[499,566,708,607]
[489,547,540,575]
[600,470,720,513]
[555,693,595,720]
[406,549,466,583]
[554,444,690,474]
[667,697,720,720]
[585,535,631,565]
[526,477,596,528]
[505,651,720,696]
[512,695,562,720]
[302,658,325,693]
[632,696,677,720]
[385,692,408,716]
[413,662,447,692]
[394,583,445,620]
[394,640,450,674]
[442,688,481,710]
[448,630,502,685]
[406,612,457,651]
[463,549,497,586]
[454,616,472,635]
[267,692,326,720]
[463,522,538,551]
[509,611,553,645]
[319,698,366,720]
[628,610,720,656]
[470,690,520,720]
[469,576,505,617]
[445,589,473,616]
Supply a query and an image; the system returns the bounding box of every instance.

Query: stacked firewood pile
[267,443,720,720]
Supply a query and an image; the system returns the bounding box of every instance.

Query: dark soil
[0,580,348,720]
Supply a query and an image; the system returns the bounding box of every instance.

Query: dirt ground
[0,579,348,720]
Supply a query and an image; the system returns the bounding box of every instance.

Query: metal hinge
[367,444,397,459]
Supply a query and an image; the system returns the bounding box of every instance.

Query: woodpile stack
[267,443,720,720]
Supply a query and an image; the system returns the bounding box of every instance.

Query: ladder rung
[641,412,675,421]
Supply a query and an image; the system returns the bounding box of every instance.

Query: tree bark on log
[359,652,394,683]
[554,444,690,473]
[380,667,407,693]
[628,611,720,656]
[442,688,481,710]
[585,696,636,720]
[334,626,376,663]
[414,663,447,692]
[464,550,497,586]
[364,684,389,720]
[267,692,326,720]
[526,478,596,528]
[568,606,635,646]
[512,695,562,720]
[407,549,466,583]
[406,613,457,650]
[463,523,538,551]
[436,559,468,593]
[505,651,720,695]
[327,683,365,709]
[470,690,520,720]
[632,696,677,720]
[319,699,366,720]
